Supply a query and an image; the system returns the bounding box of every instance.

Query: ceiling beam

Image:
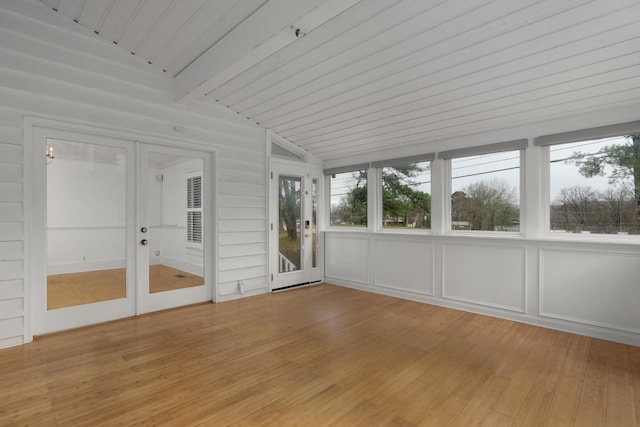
[174,0,362,105]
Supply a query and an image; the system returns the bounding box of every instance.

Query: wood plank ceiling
[39,0,640,161]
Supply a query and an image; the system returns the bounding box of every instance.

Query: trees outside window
[329,169,367,227]
[549,135,639,234]
[381,161,431,229]
[450,151,521,232]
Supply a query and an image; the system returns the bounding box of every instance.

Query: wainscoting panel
[540,248,640,333]
[443,242,526,312]
[373,238,434,295]
[325,234,369,285]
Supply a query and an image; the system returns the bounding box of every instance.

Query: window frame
[373,154,435,233]
[442,140,527,236]
[536,120,640,241]
[325,163,370,230]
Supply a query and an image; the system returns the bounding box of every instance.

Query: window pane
[329,169,367,227]
[46,139,127,309]
[149,155,204,294]
[279,175,302,272]
[451,151,520,231]
[382,161,431,229]
[312,178,318,268]
[549,135,640,234]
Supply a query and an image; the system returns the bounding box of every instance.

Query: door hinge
[271,274,274,281]
[270,171,273,179]
[270,222,273,231]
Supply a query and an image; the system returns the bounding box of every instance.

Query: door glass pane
[46,139,127,309]
[148,153,204,293]
[312,178,318,268]
[279,175,302,273]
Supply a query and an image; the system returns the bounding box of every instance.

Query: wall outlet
[155,251,160,256]
[238,281,245,294]
[82,256,87,261]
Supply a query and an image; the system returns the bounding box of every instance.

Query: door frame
[26,124,137,336]
[269,158,324,291]
[23,117,218,340]
[136,142,215,314]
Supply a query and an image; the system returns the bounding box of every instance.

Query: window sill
[377,228,433,236]
[326,227,370,232]
[445,230,525,239]
[539,232,640,246]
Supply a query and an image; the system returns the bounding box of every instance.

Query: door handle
[141,239,148,246]
[305,233,310,238]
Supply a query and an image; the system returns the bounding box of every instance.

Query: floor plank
[1,284,639,426]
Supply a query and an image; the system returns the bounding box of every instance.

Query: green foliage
[331,170,368,226]
[571,134,640,226]
[381,163,430,228]
[331,164,431,228]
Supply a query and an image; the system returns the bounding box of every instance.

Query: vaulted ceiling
[39,0,640,161]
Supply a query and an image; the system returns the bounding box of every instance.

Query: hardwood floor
[47,265,203,309]
[2,284,639,426]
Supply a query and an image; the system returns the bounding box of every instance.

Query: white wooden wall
[0,2,268,349]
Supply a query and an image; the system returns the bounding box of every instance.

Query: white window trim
[375,160,434,234]
[325,164,371,231]
[537,120,640,241]
[541,144,640,243]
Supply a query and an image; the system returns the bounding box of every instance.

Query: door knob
[141,239,148,246]
[305,233,310,238]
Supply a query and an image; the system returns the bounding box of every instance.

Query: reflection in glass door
[138,145,210,314]
[31,125,136,336]
[147,152,204,293]
[46,139,128,310]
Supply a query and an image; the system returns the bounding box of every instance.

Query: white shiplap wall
[0,1,268,349]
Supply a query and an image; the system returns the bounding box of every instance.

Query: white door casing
[270,159,323,290]
[25,118,216,337]
[28,125,137,335]
[136,143,214,314]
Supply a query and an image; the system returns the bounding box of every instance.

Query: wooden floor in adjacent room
[2,284,639,426]
[47,265,203,309]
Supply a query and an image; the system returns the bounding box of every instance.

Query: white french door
[30,126,137,334]
[270,160,323,290]
[29,124,214,336]
[136,144,213,314]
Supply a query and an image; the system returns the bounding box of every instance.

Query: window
[536,121,640,236]
[372,155,433,230]
[547,135,640,235]
[186,174,202,244]
[442,140,526,232]
[325,164,368,227]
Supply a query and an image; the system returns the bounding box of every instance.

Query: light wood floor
[47,265,203,309]
[3,284,639,426]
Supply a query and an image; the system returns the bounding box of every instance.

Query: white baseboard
[154,256,203,276]
[47,259,125,275]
